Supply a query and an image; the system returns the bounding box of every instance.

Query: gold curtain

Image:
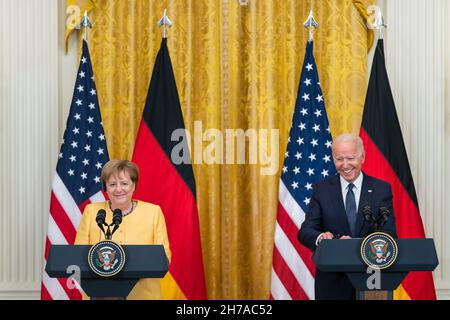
[69,0,374,299]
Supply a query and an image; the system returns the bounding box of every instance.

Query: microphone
[110,208,122,236]
[112,209,122,225]
[96,209,107,237]
[362,204,379,231]
[378,206,390,228]
[362,205,373,223]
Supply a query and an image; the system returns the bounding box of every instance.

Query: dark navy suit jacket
[298,172,397,300]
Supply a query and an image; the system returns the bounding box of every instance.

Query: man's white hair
[332,133,364,155]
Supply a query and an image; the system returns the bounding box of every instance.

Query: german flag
[359,39,436,300]
[132,39,207,299]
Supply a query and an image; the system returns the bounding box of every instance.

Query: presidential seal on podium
[361,232,398,270]
[88,240,126,277]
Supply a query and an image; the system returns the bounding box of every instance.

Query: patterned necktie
[345,183,357,236]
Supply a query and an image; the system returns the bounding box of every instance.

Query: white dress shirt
[315,172,364,245]
[340,172,363,212]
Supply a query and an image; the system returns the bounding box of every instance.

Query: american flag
[270,41,336,300]
[41,40,109,300]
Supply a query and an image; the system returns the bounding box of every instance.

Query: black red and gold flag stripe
[132,39,207,299]
[360,39,436,300]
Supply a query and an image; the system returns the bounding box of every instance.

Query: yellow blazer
[74,200,171,300]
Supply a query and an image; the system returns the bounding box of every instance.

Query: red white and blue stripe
[41,40,109,300]
[271,41,336,300]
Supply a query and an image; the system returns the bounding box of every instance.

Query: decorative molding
[437,290,450,301]
[0,282,41,299]
[0,292,41,300]
[0,0,58,292]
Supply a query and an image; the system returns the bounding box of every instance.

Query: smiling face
[332,139,365,183]
[105,170,135,209]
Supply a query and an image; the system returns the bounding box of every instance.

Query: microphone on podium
[110,209,123,236]
[362,204,379,231]
[378,206,390,228]
[96,208,123,240]
[96,209,107,237]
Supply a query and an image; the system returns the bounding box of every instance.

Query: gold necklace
[108,200,136,217]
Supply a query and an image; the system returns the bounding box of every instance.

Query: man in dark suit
[298,133,397,300]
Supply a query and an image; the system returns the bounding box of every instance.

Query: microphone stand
[104,222,121,240]
[105,225,112,240]
[98,209,123,241]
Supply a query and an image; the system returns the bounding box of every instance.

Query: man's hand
[339,235,352,239]
[318,232,334,243]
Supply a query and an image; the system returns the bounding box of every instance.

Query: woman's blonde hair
[101,159,139,190]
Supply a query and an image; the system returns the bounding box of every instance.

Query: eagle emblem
[361,232,398,270]
[88,240,126,277]
[369,239,391,263]
[95,246,118,271]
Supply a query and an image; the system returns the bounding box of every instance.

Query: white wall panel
[383,0,450,299]
[0,0,59,299]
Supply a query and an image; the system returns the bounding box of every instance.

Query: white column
[383,0,449,299]
[0,0,58,299]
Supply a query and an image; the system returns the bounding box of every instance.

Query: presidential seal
[360,232,398,270]
[88,240,126,277]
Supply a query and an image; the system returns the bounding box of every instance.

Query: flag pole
[157,9,173,39]
[373,9,387,39]
[303,10,318,42]
[75,10,93,42]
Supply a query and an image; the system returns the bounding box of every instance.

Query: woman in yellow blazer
[75,159,171,300]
